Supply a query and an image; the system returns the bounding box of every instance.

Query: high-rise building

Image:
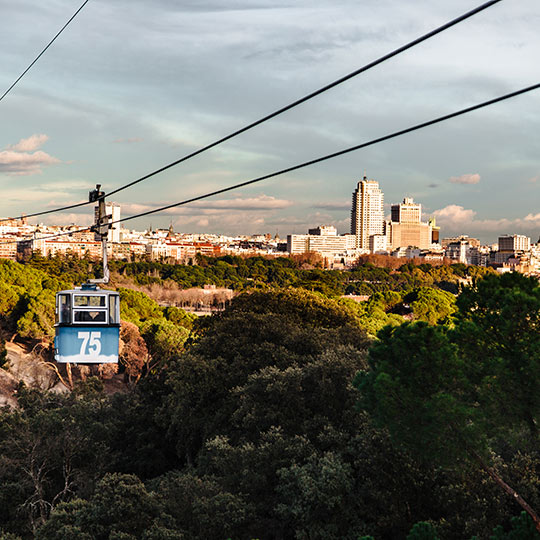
[495,234,531,264]
[498,234,531,252]
[350,176,384,250]
[391,197,421,223]
[387,197,432,250]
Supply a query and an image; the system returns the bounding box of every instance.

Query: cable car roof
[57,284,119,296]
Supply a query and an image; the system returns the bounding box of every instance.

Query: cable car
[54,185,119,364]
[54,284,120,364]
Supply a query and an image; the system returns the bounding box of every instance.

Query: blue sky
[0,0,538,243]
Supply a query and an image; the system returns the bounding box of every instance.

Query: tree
[0,384,112,536]
[15,290,56,339]
[454,272,540,440]
[404,287,456,325]
[140,319,189,365]
[148,471,251,540]
[407,521,440,540]
[275,451,361,539]
[355,320,540,532]
[35,473,176,540]
[0,335,7,369]
[489,512,540,540]
[161,289,369,463]
[119,321,149,384]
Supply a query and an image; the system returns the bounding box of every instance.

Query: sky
[0,0,539,244]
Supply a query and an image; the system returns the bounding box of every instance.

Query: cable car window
[109,295,119,324]
[58,294,71,324]
[74,295,106,307]
[73,310,107,323]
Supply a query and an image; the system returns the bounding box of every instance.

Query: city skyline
[0,0,539,243]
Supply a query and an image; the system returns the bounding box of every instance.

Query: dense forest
[0,254,538,539]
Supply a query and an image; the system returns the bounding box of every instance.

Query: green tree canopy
[356,273,540,533]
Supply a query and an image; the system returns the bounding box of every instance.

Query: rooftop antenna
[88,184,110,284]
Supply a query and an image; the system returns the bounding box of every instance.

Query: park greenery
[0,253,537,538]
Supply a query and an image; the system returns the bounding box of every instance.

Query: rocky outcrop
[0,368,18,408]
[5,341,67,393]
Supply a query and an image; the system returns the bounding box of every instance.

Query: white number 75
[78,331,102,356]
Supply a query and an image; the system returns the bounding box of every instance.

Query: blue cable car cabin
[54,284,120,364]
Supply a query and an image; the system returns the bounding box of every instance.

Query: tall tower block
[350,176,384,250]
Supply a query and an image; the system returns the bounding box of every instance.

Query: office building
[287,229,356,256]
[387,197,432,250]
[350,176,384,250]
[391,197,421,223]
[498,234,531,252]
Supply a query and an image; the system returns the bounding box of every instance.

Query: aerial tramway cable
[0,0,91,104]
[0,0,502,223]
[3,79,538,246]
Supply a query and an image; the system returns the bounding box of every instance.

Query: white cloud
[524,212,540,223]
[190,195,292,210]
[120,195,292,216]
[433,204,476,227]
[433,205,540,236]
[8,134,49,152]
[172,212,267,233]
[115,194,294,234]
[449,173,481,185]
[0,135,61,176]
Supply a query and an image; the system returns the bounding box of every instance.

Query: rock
[0,368,18,408]
[5,341,58,390]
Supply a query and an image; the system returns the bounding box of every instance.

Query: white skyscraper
[350,176,384,250]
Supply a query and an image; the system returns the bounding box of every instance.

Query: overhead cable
[110,82,540,225]
[0,0,91,104]
[3,81,539,246]
[0,0,502,223]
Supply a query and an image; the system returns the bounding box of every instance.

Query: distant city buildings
[0,175,537,276]
[284,175,538,275]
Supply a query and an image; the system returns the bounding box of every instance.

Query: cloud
[0,151,61,176]
[0,135,61,176]
[433,205,477,227]
[7,134,49,152]
[190,195,292,211]
[524,212,540,222]
[121,195,292,216]
[116,195,294,234]
[449,173,481,185]
[528,176,539,183]
[433,205,540,237]
[171,212,267,234]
